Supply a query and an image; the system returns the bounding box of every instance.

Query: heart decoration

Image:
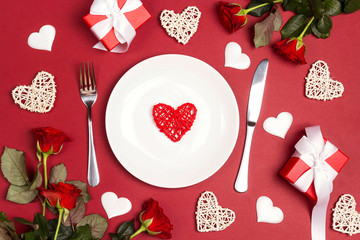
[101,192,132,219]
[332,194,360,236]
[263,112,293,139]
[305,60,344,101]
[160,6,201,45]
[28,25,56,51]
[195,191,235,232]
[12,71,56,113]
[224,42,251,70]
[256,196,284,224]
[153,103,197,142]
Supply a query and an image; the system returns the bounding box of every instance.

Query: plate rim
[105,54,239,188]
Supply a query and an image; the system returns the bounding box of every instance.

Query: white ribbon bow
[90,0,143,53]
[293,126,338,240]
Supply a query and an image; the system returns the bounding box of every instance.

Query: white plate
[105,54,239,188]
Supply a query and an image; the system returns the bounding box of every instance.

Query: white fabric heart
[305,60,344,101]
[160,6,201,45]
[195,191,235,232]
[12,71,56,113]
[256,196,284,224]
[28,25,56,51]
[101,192,132,219]
[332,194,360,236]
[224,42,251,70]
[263,112,293,139]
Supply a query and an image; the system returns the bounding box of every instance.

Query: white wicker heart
[160,6,201,45]
[12,71,56,113]
[332,194,360,236]
[195,191,235,232]
[305,60,344,101]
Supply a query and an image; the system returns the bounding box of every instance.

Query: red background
[1,0,360,239]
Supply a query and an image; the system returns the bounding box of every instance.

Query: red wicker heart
[153,103,197,142]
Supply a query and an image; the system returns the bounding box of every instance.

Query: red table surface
[1,0,360,239]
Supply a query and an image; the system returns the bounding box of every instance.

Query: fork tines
[80,62,97,92]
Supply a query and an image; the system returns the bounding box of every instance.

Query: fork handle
[87,108,100,187]
[234,124,255,193]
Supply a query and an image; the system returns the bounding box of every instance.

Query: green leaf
[282,0,313,16]
[254,11,276,48]
[66,180,90,203]
[49,163,67,184]
[69,225,92,240]
[316,14,332,33]
[312,0,326,18]
[0,212,10,222]
[117,220,135,236]
[323,0,343,15]
[48,219,74,240]
[15,213,48,239]
[280,14,309,39]
[6,185,37,204]
[109,233,131,240]
[13,217,38,230]
[62,198,86,226]
[33,213,49,240]
[311,22,331,38]
[21,231,37,240]
[77,214,107,239]
[247,0,273,17]
[1,147,29,186]
[344,0,360,13]
[30,163,42,191]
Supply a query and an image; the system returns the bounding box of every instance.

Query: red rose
[39,182,81,210]
[273,38,307,64]
[218,1,247,33]
[140,198,173,239]
[33,127,70,154]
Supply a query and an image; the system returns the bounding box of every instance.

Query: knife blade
[234,59,269,193]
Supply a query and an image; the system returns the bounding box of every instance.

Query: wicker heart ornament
[332,194,360,236]
[195,191,235,232]
[160,6,201,44]
[305,60,344,101]
[153,103,197,142]
[12,71,56,113]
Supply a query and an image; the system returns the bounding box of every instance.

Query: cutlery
[234,59,269,193]
[79,62,100,187]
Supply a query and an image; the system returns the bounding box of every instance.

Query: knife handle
[235,124,255,192]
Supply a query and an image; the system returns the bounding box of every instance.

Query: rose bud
[33,127,70,155]
[39,182,82,211]
[218,1,247,33]
[40,183,82,240]
[139,198,173,239]
[273,38,307,64]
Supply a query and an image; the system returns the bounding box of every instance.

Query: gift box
[280,126,349,202]
[83,0,151,52]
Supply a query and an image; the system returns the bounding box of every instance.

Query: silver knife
[235,59,269,193]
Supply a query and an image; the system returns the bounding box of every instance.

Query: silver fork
[79,62,99,187]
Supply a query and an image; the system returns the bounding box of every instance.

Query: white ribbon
[293,126,338,240]
[90,0,143,53]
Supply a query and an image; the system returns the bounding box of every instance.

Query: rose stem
[298,17,315,40]
[54,208,64,240]
[244,0,283,14]
[130,225,146,239]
